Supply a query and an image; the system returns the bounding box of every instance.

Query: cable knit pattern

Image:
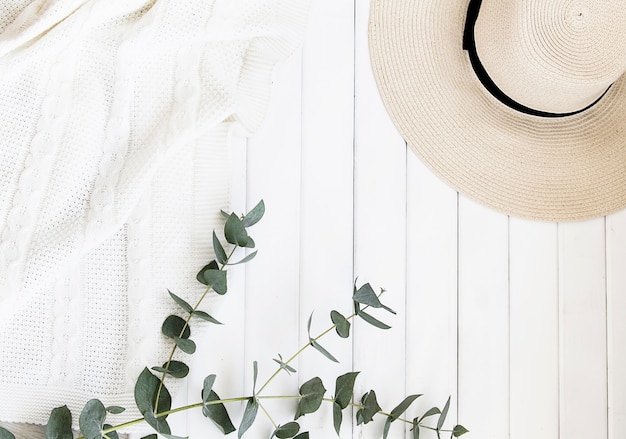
[0,0,310,431]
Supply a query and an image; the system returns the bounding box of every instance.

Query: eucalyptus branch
[153,244,238,413]
[256,289,386,396]
[0,201,469,439]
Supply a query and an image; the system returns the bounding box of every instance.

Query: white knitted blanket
[0,0,308,429]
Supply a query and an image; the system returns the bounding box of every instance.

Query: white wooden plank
[457,197,509,439]
[352,1,409,438]
[509,219,559,439]
[184,138,250,438]
[242,50,304,438]
[558,219,607,439]
[607,209,626,439]
[404,154,459,437]
[296,0,356,436]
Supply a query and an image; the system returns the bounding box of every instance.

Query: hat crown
[474,0,626,114]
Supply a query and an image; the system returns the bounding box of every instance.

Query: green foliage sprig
[0,201,468,439]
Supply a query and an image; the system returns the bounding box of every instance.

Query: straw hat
[369,0,626,221]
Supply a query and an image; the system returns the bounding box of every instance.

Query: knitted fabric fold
[0,0,309,429]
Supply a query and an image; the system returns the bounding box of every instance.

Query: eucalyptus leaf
[355,409,363,426]
[203,269,227,295]
[437,396,451,431]
[143,408,171,437]
[330,310,350,338]
[357,309,391,329]
[175,337,196,354]
[162,315,190,339]
[202,375,216,404]
[383,417,392,439]
[307,312,313,336]
[225,213,249,247]
[242,200,265,227]
[45,405,73,439]
[141,436,158,439]
[78,399,106,439]
[252,361,258,395]
[192,310,222,325]
[411,421,420,439]
[334,371,359,409]
[202,389,236,434]
[352,283,382,308]
[213,231,228,265]
[273,422,300,438]
[152,361,189,378]
[134,368,171,415]
[273,354,297,374]
[243,236,256,249]
[419,407,441,421]
[293,434,309,439]
[168,291,193,314]
[238,398,258,439]
[310,339,339,363]
[390,394,422,421]
[228,250,258,265]
[295,377,326,419]
[0,427,15,439]
[105,406,126,415]
[196,260,218,285]
[382,394,423,438]
[144,409,189,439]
[452,425,469,437]
[356,390,381,425]
[332,402,342,436]
[381,303,397,315]
[102,424,119,439]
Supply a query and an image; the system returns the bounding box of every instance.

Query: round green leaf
[295,377,326,419]
[274,422,300,438]
[453,425,469,437]
[356,390,381,425]
[45,405,73,439]
[175,337,196,354]
[224,213,249,247]
[152,361,189,378]
[0,428,15,439]
[78,399,106,439]
[330,310,350,338]
[134,368,172,415]
[334,371,359,409]
[162,315,190,339]
[196,260,219,285]
[203,269,227,295]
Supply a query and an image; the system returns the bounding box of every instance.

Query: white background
[175,1,626,438]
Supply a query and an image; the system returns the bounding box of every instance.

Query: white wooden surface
[184,1,626,438]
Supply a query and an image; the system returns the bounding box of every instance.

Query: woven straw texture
[369,0,626,221]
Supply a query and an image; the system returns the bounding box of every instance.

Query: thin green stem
[80,281,396,439]
[153,245,237,412]
[334,400,456,433]
[258,401,278,429]
[256,312,358,396]
[85,396,252,439]
[257,395,301,400]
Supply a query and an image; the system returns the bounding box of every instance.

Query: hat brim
[369,0,626,221]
